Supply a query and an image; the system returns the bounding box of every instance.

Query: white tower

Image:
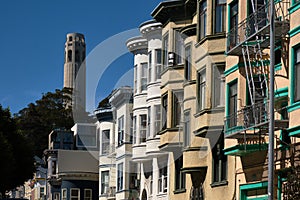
[63,33,86,111]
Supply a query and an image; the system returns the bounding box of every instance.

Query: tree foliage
[15,88,75,157]
[0,105,35,197]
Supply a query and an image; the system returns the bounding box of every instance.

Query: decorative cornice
[126,36,148,53]
[139,20,162,37]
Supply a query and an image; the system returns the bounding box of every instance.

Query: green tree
[0,105,35,197]
[15,88,75,157]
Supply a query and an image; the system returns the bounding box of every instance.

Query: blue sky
[0,0,162,114]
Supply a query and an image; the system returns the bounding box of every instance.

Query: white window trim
[70,188,80,200]
[84,189,92,200]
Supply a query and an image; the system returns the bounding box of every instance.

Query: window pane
[147,107,151,138]
[185,45,191,81]
[173,91,184,127]
[117,163,123,191]
[215,0,226,33]
[154,104,161,135]
[102,130,110,154]
[118,116,124,145]
[162,34,169,69]
[184,111,190,146]
[198,70,206,111]
[213,65,225,107]
[133,116,137,144]
[101,171,109,194]
[140,115,147,142]
[229,82,238,127]
[149,51,152,83]
[134,65,137,93]
[296,48,300,62]
[199,0,207,39]
[156,49,162,80]
[162,95,168,130]
[141,63,148,91]
[175,31,184,64]
[156,49,162,64]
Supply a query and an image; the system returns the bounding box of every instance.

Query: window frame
[62,188,67,200]
[198,0,207,41]
[118,116,124,146]
[184,44,192,81]
[213,64,225,108]
[212,131,227,184]
[147,107,151,139]
[148,51,152,83]
[101,129,110,155]
[161,93,168,130]
[214,0,226,33]
[70,188,80,200]
[54,192,60,200]
[141,62,148,91]
[134,64,137,93]
[158,166,168,194]
[117,163,124,192]
[101,171,109,195]
[174,30,184,65]
[133,116,137,144]
[84,189,92,200]
[162,32,169,70]
[228,1,239,48]
[174,155,186,191]
[154,104,161,135]
[197,68,206,112]
[172,90,184,127]
[226,80,238,128]
[294,46,300,102]
[155,49,162,80]
[140,114,147,143]
[183,110,191,147]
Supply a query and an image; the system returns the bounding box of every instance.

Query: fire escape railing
[227,1,290,53]
[225,100,269,137]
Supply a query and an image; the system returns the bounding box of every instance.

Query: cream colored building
[127,20,171,200]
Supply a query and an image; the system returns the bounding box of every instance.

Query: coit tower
[63,33,86,111]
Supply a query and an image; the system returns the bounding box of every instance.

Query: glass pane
[296,48,300,62]
[71,189,79,197]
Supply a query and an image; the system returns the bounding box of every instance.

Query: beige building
[151,0,232,199]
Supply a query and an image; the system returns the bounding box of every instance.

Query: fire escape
[225,1,300,199]
[225,0,290,144]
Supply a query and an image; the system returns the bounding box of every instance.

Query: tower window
[69,36,73,42]
[75,50,79,63]
[68,50,72,62]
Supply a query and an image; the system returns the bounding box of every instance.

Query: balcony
[227,1,290,56]
[225,100,288,138]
